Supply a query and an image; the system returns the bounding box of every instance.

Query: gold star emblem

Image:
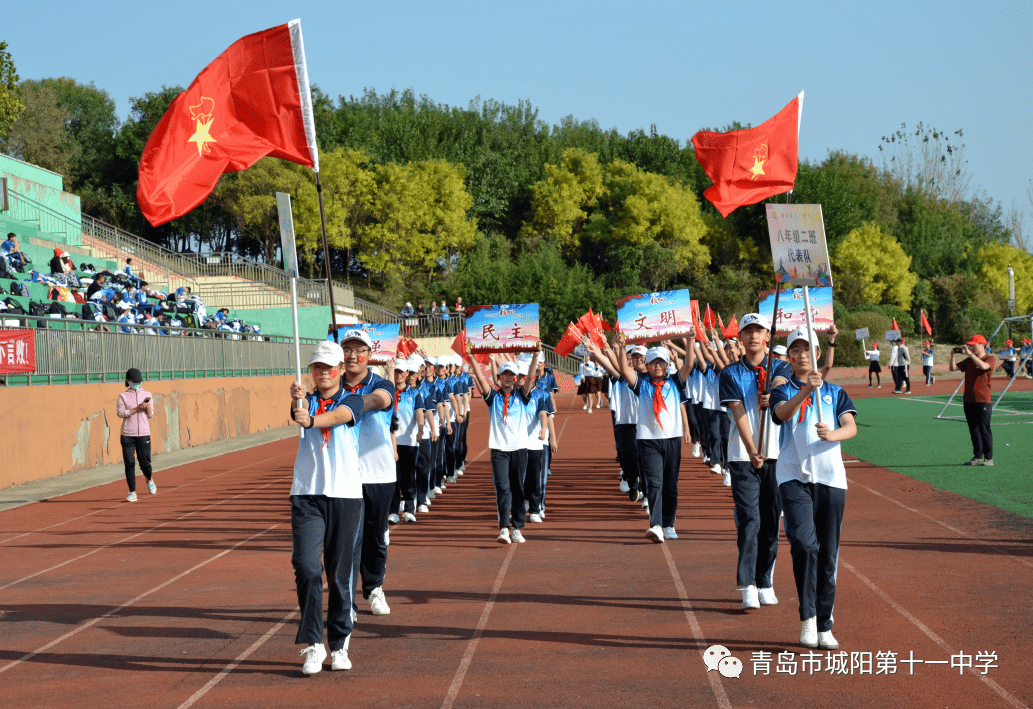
[187,96,217,156]
[748,143,768,180]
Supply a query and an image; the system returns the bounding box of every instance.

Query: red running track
[0,393,1030,708]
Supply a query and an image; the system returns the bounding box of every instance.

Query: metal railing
[4,190,83,245]
[353,297,467,337]
[0,322,321,386]
[196,280,331,311]
[540,343,580,374]
[81,214,197,293]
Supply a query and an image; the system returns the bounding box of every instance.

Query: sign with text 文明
[616,289,694,344]
[765,204,833,288]
[465,304,541,353]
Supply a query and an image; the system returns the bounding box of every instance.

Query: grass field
[842,393,1033,520]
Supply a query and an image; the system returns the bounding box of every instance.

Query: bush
[850,303,915,335]
[948,307,1006,347]
[836,311,894,367]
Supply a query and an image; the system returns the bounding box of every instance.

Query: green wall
[245,305,332,341]
[1,154,82,246]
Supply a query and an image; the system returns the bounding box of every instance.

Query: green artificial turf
[842,394,1033,520]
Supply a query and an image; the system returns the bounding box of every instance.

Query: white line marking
[661,543,732,709]
[0,524,279,676]
[847,476,1033,571]
[842,560,1028,709]
[177,609,297,709]
[440,544,516,709]
[0,451,288,546]
[0,474,288,591]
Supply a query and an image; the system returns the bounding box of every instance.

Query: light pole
[1008,264,1015,343]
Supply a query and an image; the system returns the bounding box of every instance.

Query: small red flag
[451,331,468,362]
[577,309,607,349]
[555,323,585,357]
[691,92,803,218]
[891,318,900,331]
[921,311,932,336]
[138,20,320,226]
[725,315,739,339]
[702,304,717,330]
[717,313,727,338]
[690,301,710,344]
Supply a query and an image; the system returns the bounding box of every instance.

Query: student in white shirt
[865,343,882,388]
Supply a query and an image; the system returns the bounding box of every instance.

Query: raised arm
[522,349,540,397]
[820,322,837,380]
[677,334,696,382]
[584,338,620,379]
[466,343,493,398]
[614,333,638,388]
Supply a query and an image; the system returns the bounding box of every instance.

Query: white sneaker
[457,467,464,475]
[722,471,731,487]
[742,585,760,610]
[402,511,416,523]
[417,504,429,513]
[588,407,593,414]
[433,486,443,495]
[818,630,839,650]
[330,647,352,670]
[583,404,588,410]
[446,475,458,483]
[384,528,390,546]
[147,480,157,495]
[497,528,511,544]
[663,527,678,540]
[758,587,778,605]
[619,480,630,493]
[800,617,818,648]
[427,490,436,500]
[646,526,664,543]
[528,513,543,523]
[388,513,400,525]
[368,587,390,615]
[642,498,649,510]
[511,529,526,543]
[710,463,722,474]
[692,443,701,458]
[126,491,137,502]
[301,643,327,675]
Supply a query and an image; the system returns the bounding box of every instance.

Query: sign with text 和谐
[759,286,834,335]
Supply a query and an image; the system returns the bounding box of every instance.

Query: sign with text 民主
[329,323,399,364]
[616,289,694,344]
[765,204,833,288]
[758,286,834,336]
[855,328,870,340]
[276,192,299,279]
[0,329,35,374]
[465,304,541,353]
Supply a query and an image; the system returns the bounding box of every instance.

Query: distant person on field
[922,341,935,385]
[897,338,911,394]
[998,340,1017,379]
[865,342,882,388]
[948,334,995,466]
[117,368,156,502]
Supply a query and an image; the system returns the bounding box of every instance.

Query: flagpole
[759,281,783,449]
[315,170,340,343]
[802,285,823,424]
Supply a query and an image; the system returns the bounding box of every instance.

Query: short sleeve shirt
[630,372,685,440]
[290,389,364,498]
[525,389,553,451]
[484,388,534,451]
[719,357,793,461]
[344,369,397,484]
[770,380,857,489]
[394,385,425,447]
[958,355,995,403]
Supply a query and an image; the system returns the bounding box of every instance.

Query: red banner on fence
[0,329,35,373]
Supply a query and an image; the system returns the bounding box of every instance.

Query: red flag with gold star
[138,20,320,227]
[691,92,803,218]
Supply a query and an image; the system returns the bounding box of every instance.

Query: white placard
[855,327,869,340]
[765,204,833,288]
[276,191,299,279]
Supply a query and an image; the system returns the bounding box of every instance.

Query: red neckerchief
[798,392,812,424]
[652,378,668,430]
[314,396,334,448]
[502,391,512,422]
[753,365,767,410]
[394,385,404,411]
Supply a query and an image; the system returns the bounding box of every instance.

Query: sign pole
[759,281,782,449]
[277,192,306,438]
[802,285,823,424]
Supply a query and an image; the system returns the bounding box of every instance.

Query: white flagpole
[802,285,823,424]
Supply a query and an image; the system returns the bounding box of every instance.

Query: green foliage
[928,273,1004,342]
[0,42,24,143]
[524,148,605,245]
[3,81,76,178]
[949,307,1006,347]
[835,223,918,309]
[977,242,1033,313]
[849,303,915,336]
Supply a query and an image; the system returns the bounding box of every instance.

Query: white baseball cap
[406,360,421,373]
[516,362,530,376]
[739,313,771,331]
[408,354,425,368]
[309,341,345,367]
[786,327,820,350]
[498,362,519,377]
[773,344,788,356]
[339,329,372,349]
[393,358,408,370]
[646,347,670,364]
[626,344,648,356]
[451,354,463,366]
[435,358,448,368]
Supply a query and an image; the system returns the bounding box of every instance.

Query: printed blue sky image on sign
[465,303,541,352]
[616,289,694,344]
[330,323,399,363]
[765,204,833,288]
[759,286,834,335]
[275,192,299,279]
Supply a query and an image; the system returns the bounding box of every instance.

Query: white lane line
[0,451,289,546]
[177,609,297,709]
[0,474,288,591]
[661,543,732,709]
[440,544,516,709]
[847,476,1033,571]
[0,524,279,676]
[843,560,1028,709]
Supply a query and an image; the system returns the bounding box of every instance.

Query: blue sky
[6,0,1032,233]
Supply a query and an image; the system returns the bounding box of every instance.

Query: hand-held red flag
[703,304,716,330]
[891,318,900,331]
[691,92,803,218]
[138,20,320,227]
[726,315,739,339]
[555,323,584,357]
[717,313,727,339]
[921,311,933,336]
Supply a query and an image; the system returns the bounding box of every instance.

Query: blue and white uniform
[485,387,534,530]
[629,371,686,531]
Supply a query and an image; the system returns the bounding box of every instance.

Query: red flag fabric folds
[891,318,900,331]
[138,20,319,227]
[717,313,727,339]
[691,92,802,218]
[921,311,933,336]
[555,323,584,358]
[725,315,739,339]
[702,304,717,330]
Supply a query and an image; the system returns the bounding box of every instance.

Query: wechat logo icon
[703,645,743,679]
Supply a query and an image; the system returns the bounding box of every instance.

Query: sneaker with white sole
[722,471,731,486]
[126,491,137,502]
[446,475,458,483]
[497,528,511,544]
[417,504,429,513]
[619,480,630,493]
[433,486,443,495]
[511,529,526,543]
[692,443,701,458]
[800,617,818,648]
[528,513,543,523]
[147,480,157,495]
[711,463,722,474]
[964,457,984,466]
[330,647,352,670]
[368,587,390,615]
[402,511,416,523]
[817,630,839,649]
[758,587,778,605]
[663,527,678,540]
[742,585,760,610]
[982,458,994,466]
[387,513,400,525]
[384,529,389,546]
[301,643,327,675]
[646,526,664,543]
[642,499,649,511]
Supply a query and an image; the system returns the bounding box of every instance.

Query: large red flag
[725,315,739,339]
[691,92,803,218]
[921,310,933,336]
[555,323,585,357]
[138,20,320,226]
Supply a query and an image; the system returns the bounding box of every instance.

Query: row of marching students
[584,315,858,651]
[284,331,475,676]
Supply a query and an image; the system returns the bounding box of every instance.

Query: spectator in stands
[454,296,465,315]
[213,307,230,323]
[401,302,414,317]
[86,273,108,301]
[2,233,30,270]
[143,313,160,335]
[416,303,426,317]
[49,249,75,275]
[117,308,136,334]
[430,302,440,317]
[440,301,450,321]
[124,258,144,288]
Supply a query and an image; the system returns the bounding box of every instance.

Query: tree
[523,148,605,245]
[835,223,918,309]
[878,122,970,205]
[0,42,24,143]
[3,81,75,178]
[977,241,1033,314]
